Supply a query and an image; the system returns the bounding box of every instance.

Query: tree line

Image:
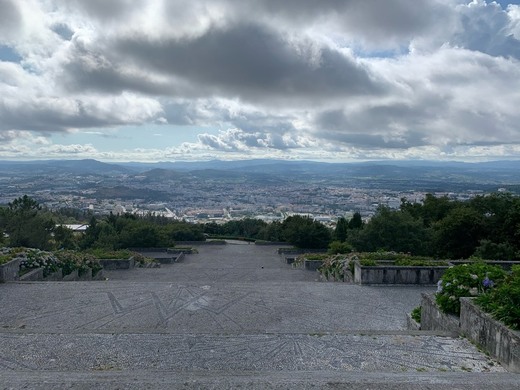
[1,193,520,259]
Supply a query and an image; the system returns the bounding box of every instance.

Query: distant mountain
[2,158,520,190]
[0,159,133,175]
[137,168,187,181]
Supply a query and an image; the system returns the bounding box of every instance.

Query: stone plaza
[0,242,519,389]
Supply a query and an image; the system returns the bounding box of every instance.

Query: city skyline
[1,1,520,162]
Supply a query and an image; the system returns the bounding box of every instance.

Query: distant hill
[0,159,132,175]
[2,158,520,191]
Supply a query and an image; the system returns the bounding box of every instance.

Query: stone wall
[0,258,21,282]
[460,298,520,373]
[419,293,460,335]
[99,257,135,270]
[354,262,447,285]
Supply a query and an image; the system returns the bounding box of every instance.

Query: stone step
[0,332,503,373]
[1,370,519,389]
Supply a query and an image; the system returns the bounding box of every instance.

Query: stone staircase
[1,243,518,389]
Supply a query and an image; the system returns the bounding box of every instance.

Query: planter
[78,268,92,281]
[44,268,63,281]
[449,260,520,271]
[92,269,105,281]
[304,259,324,271]
[419,293,460,335]
[285,257,296,265]
[418,294,520,373]
[406,313,421,331]
[19,267,44,281]
[0,258,21,282]
[354,261,448,285]
[62,269,79,281]
[460,298,520,373]
[99,257,135,270]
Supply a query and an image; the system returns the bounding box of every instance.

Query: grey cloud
[0,0,22,39]
[63,0,143,21]
[0,97,161,133]
[0,100,108,132]
[218,0,447,46]
[113,23,381,102]
[60,36,174,95]
[315,103,436,149]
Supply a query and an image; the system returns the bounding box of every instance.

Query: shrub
[411,306,421,323]
[435,262,506,315]
[304,253,329,261]
[16,248,60,277]
[328,241,353,254]
[318,256,348,280]
[394,259,448,267]
[476,265,520,330]
[87,248,134,259]
[54,250,101,276]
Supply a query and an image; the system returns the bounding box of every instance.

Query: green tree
[350,206,431,255]
[4,195,54,249]
[434,206,484,259]
[53,225,78,250]
[335,217,348,242]
[348,212,364,230]
[281,215,331,249]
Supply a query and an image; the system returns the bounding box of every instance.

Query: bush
[476,265,520,330]
[328,241,353,254]
[394,259,448,267]
[435,262,506,315]
[411,306,421,323]
[54,250,101,276]
[318,256,348,280]
[18,248,60,277]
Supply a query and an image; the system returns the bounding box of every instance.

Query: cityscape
[1,159,517,225]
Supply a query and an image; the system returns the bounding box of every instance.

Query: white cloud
[1,0,520,162]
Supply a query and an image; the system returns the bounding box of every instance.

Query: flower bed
[461,298,520,373]
[418,263,520,372]
[354,260,448,285]
[19,267,44,281]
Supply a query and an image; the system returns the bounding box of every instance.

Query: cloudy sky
[1,0,520,162]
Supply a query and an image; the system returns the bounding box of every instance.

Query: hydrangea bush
[54,250,102,276]
[435,262,506,315]
[476,265,520,330]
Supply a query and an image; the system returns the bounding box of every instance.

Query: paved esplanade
[1,242,518,389]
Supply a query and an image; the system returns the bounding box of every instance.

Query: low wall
[0,258,21,282]
[420,293,460,335]
[285,256,296,265]
[175,241,225,246]
[304,259,324,271]
[460,298,520,373]
[99,257,135,270]
[19,268,44,281]
[62,269,79,281]
[128,247,168,253]
[277,248,327,255]
[406,313,421,331]
[44,269,63,281]
[354,262,447,285]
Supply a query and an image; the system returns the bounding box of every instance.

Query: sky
[1,0,520,162]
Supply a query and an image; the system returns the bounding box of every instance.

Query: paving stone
[0,242,518,388]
